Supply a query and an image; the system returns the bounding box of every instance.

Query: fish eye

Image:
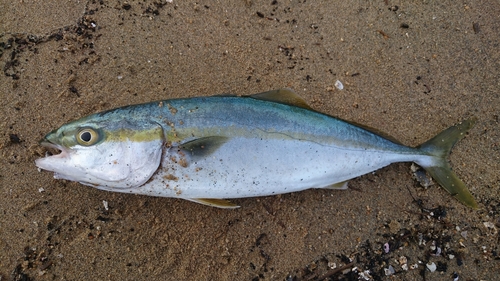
[77,128,100,146]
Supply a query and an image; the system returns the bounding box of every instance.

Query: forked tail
[417,118,478,208]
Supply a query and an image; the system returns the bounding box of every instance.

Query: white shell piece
[334,80,344,90]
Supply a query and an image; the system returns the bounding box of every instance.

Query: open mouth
[35,139,72,173]
[39,141,70,159]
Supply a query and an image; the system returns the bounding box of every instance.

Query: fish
[35,89,478,209]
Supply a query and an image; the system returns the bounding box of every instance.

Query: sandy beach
[1,1,499,280]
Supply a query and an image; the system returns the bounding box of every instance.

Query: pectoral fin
[180,136,229,159]
[187,198,240,209]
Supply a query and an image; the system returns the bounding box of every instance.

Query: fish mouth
[36,139,73,177]
[39,140,70,159]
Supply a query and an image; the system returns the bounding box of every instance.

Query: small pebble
[483,221,498,235]
[472,22,480,34]
[426,262,437,272]
[383,242,390,253]
[418,232,424,245]
[384,265,395,276]
[483,221,495,228]
[411,164,433,188]
[328,261,336,269]
[358,270,371,280]
[398,256,407,265]
[9,134,21,143]
[435,247,442,256]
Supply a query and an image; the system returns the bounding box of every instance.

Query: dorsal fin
[248,88,312,110]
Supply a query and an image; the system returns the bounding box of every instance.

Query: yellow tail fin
[417,119,478,209]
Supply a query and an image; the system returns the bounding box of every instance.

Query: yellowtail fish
[35,89,477,209]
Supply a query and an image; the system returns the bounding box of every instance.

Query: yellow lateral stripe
[104,127,164,142]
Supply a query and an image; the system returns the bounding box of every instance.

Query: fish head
[35,114,165,189]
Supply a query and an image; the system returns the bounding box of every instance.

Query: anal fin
[323,181,349,190]
[187,198,240,209]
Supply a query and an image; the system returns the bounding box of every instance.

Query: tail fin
[417,118,478,209]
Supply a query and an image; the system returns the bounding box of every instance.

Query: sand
[1,0,499,280]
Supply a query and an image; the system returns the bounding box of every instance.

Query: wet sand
[1,1,499,280]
